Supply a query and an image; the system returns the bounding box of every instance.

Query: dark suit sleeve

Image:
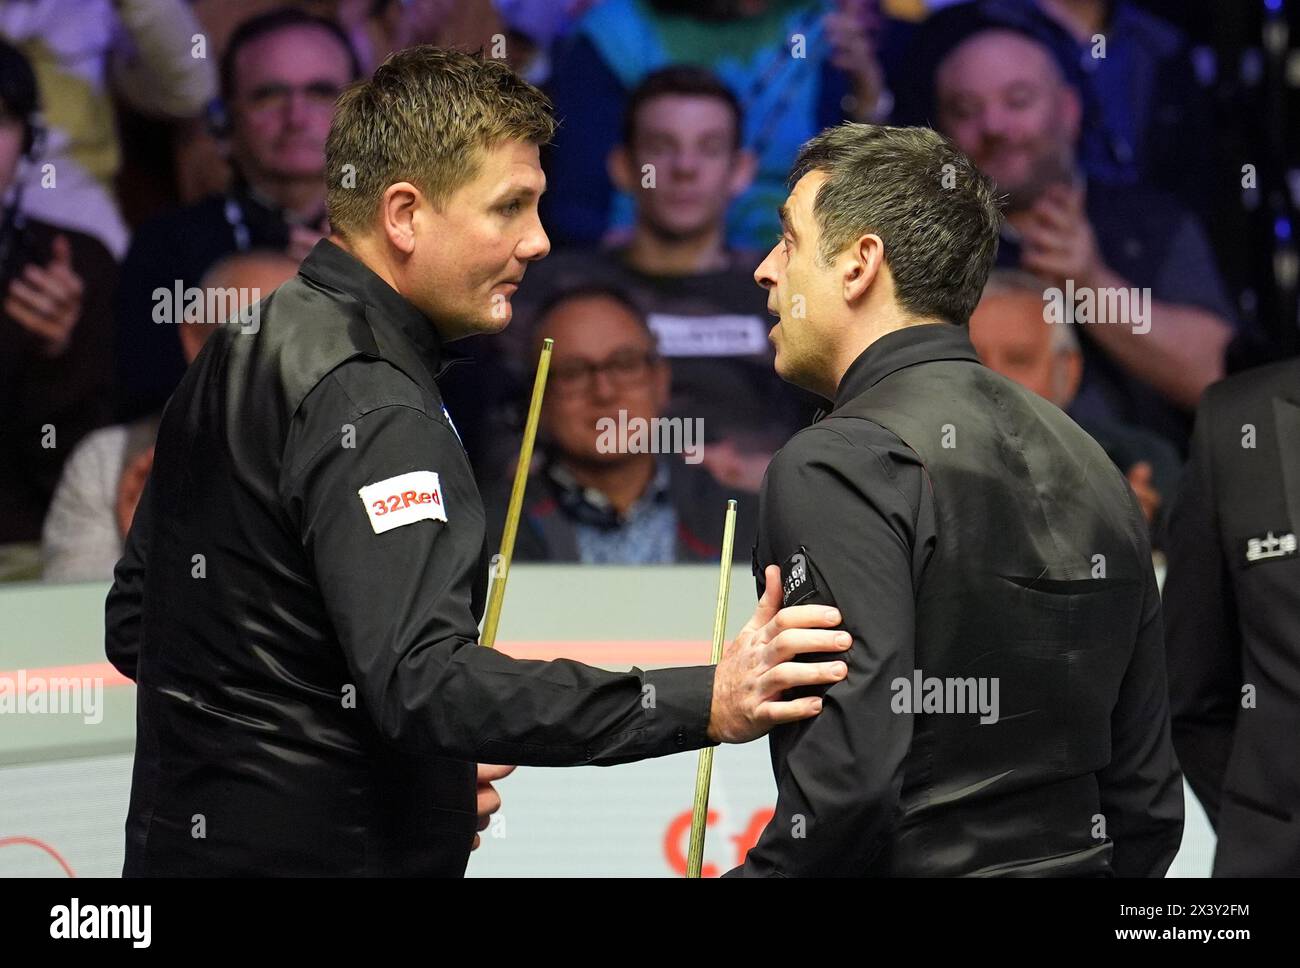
[1096,529,1186,876]
[105,475,152,682]
[729,425,927,876]
[1162,394,1240,827]
[282,365,715,766]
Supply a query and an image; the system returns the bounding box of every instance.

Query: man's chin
[647,213,719,244]
[468,307,513,337]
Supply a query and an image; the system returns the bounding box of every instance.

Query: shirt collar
[544,456,672,528]
[831,322,982,412]
[298,238,450,384]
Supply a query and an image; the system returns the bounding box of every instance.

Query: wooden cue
[686,499,738,877]
[480,338,553,649]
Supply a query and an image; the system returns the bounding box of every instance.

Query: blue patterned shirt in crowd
[570,461,677,565]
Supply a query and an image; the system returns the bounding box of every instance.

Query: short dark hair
[789,123,1001,326]
[220,8,362,104]
[622,66,744,150]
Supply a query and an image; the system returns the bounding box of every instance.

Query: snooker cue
[686,499,738,877]
[480,337,553,649]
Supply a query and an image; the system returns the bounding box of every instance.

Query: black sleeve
[105,474,152,682]
[1096,516,1186,877]
[281,362,715,766]
[1161,393,1240,828]
[729,424,930,876]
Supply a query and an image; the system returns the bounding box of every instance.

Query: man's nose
[670,150,701,178]
[284,90,311,127]
[590,367,619,401]
[978,104,1014,139]
[520,217,550,262]
[754,246,778,289]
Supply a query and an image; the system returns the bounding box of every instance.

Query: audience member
[114,8,359,420]
[0,0,216,258]
[511,66,816,492]
[42,250,300,581]
[0,41,116,578]
[969,269,1181,532]
[487,287,757,564]
[934,25,1235,449]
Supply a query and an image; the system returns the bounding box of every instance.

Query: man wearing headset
[0,39,117,578]
[114,8,361,421]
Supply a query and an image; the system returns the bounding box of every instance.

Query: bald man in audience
[969,271,1180,532]
[934,26,1237,451]
[42,251,300,580]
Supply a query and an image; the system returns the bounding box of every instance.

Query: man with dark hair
[107,46,849,877]
[114,8,362,420]
[727,122,1184,876]
[509,64,813,494]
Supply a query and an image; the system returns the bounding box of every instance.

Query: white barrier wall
[0,568,1214,877]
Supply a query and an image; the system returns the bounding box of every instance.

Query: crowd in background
[0,0,1296,579]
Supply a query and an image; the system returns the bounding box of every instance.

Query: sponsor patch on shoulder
[358,471,448,534]
[780,545,818,607]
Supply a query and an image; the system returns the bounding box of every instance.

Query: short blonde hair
[325,46,555,237]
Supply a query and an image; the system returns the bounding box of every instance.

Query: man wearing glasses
[486,285,757,563]
[114,8,360,420]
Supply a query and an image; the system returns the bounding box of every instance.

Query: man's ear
[728,148,758,198]
[380,181,421,255]
[844,234,885,303]
[607,144,636,194]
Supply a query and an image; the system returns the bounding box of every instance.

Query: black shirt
[730,323,1182,876]
[106,239,715,876]
[729,328,939,876]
